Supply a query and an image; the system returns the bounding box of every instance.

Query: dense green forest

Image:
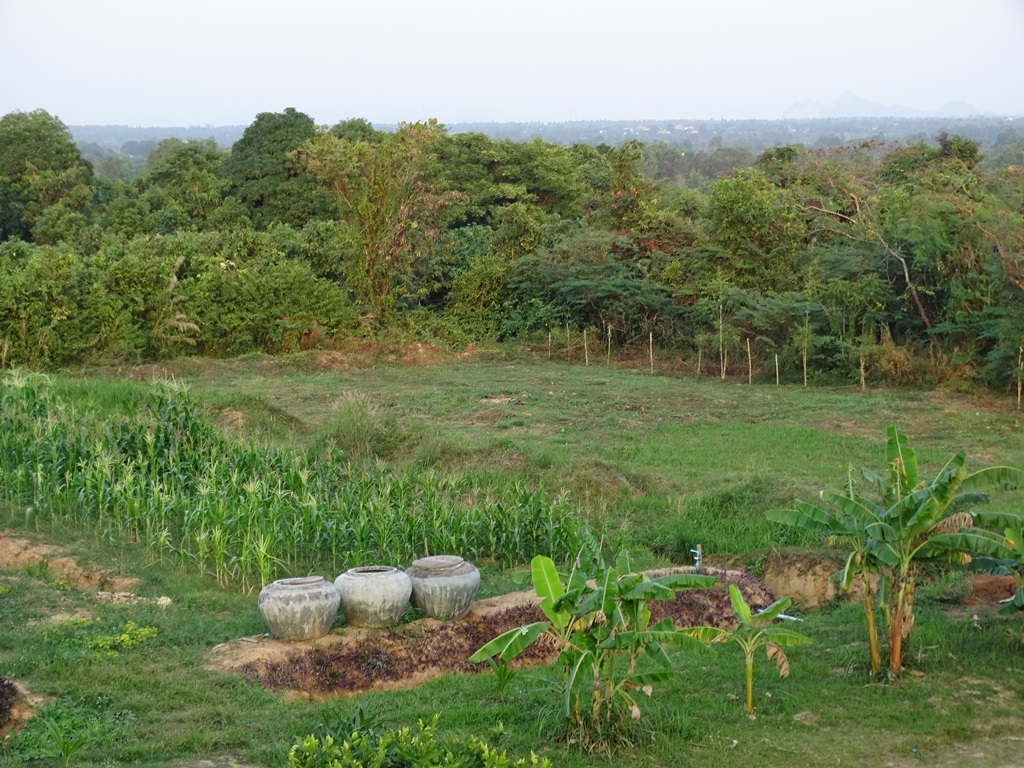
[1,107,1023,390]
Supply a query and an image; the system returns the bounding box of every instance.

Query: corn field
[0,372,585,591]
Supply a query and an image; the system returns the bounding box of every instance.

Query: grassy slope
[127,352,1024,555]
[2,351,1022,767]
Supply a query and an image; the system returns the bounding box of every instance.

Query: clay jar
[406,555,480,620]
[335,566,412,627]
[257,576,340,641]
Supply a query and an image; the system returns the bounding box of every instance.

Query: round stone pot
[335,566,412,627]
[406,555,480,620]
[258,576,340,641]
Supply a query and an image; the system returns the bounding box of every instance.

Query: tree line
[1,107,1022,392]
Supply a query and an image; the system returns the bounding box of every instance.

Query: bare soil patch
[310,341,453,371]
[964,574,1017,605]
[0,681,45,744]
[208,568,775,699]
[0,532,138,593]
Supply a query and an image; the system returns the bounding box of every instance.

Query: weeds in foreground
[2,696,132,767]
[40,716,91,768]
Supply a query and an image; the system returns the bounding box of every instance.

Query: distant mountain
[783,92,978,119]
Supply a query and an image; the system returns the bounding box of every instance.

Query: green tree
[776,426,1023,676]
[293,120,453,328]
[706,168,804,292]
[866,427,1024,674]
[328,117,382,143]
[0,110,94,243]
[224,109,336,228]
[141,139,232,231]
[0,240,86,366]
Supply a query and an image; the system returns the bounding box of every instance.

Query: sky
[1,0,1022,128]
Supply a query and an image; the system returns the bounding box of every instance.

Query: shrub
[286,715,550,768]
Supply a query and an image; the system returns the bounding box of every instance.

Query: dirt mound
[0,532,138,593]
[964,575,1018,604]
[756,553,1021,611]
[209,567,773,698]
[759,555,849,609]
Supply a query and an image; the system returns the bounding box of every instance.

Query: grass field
[2,349,1022,767]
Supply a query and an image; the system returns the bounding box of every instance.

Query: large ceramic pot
[257,576,340,641]
[406,555,480,620]
[335,566,412,627]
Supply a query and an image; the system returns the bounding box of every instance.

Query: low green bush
[287,715,550,768]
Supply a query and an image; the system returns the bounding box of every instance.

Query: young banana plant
[685,584,812,715]
[469,545,717,746]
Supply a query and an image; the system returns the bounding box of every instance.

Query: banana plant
[684,585,811,715]
[470,543,717,747]
[773,425,1024,676]
[865,426,1023,674]
[767,470,886,673]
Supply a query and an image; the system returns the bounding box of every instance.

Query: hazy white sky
[1,0,1021,127]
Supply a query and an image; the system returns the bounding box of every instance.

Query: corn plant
[0,372,588,589]
[40,716,92,768]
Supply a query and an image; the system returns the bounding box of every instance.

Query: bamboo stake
[803,341,808,388]
[649,332,654,376]
[583,329,589,366]
[775,353,779,386]
[548,331,552,359]
[746,338,752,384]
[719,302,725,380]
[607,325,611,366]
[860,354,866,391]
[565,323,570,355]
